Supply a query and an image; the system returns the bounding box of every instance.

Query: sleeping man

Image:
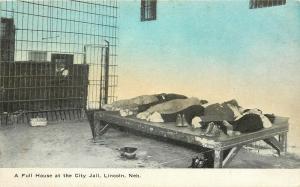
[135,97,274,137]
[102,93,188,116]
[106,94,274,136]
[136,97,207,123]
[193,107,274,137]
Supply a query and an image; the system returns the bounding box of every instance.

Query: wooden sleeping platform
[89,111,289,168]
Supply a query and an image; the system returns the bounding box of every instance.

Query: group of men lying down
[102,93,275,137]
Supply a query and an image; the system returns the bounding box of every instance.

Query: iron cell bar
[20,0,118,18]
[2,9,117,29]
[0,0,118,125]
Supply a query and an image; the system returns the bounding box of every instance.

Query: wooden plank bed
[89,111,289,168]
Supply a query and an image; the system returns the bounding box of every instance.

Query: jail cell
[84,42,118,110]
[0,0,118,126]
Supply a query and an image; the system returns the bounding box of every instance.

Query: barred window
[141,0,157,21]
[250,0,286,9]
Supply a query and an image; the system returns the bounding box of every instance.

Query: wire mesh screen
[84,43,117,110]
[0,0,118,126]
[141,0,157,21]
[249,0,286,9]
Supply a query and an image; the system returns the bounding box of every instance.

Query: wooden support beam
[87,111,111,139]
[96,123,111,136]
[263,137,283,155]
[93,111,289,168]
[222,146,243,168]
[86,110,95,138]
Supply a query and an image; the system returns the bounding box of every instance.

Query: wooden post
[222,146,242,168]
[264,137,281,155]
[214,149,223,168]
[279,132,287,155]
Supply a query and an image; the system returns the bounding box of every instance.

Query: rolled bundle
[102,93,188,116]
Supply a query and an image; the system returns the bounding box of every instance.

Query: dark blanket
[231,113,264,133]
[231,113,275,133]
[160,105,205,123]
[201,113,275,134]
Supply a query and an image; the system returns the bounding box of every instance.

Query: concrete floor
[1,121,300,168]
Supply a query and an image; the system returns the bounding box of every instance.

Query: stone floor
[1,121,300,168]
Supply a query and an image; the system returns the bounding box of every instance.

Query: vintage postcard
[0,0,300,186]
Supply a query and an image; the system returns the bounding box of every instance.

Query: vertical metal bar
[141,1,144,21]
[99,47,104,108]
[104,40,109,105]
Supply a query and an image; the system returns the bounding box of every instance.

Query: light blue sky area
[117,0,300,97]
[119,0,299,68]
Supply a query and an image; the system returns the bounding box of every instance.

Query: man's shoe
[206,124,221,137]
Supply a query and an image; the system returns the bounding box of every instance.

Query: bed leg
[222,146,242,168]
[86,110,96,139]
[94,121,111,138]
[214,149,223,168]
[264,136,284,156]
[279,132,287,155]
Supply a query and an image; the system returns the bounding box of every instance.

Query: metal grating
[141,0,157,21]
[249,0,287,9]
[0,0,118,126]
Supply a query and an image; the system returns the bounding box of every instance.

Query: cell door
[84,42,110,110]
